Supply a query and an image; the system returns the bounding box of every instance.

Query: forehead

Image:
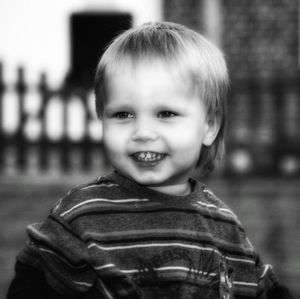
[105,58,196,98]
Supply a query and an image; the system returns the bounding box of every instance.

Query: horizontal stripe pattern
[18,172,274,298]
[84,228,249,249]
[60,198,149,217]
[98,265,219,277]
[86,235,254,258]
[88,242,255,264]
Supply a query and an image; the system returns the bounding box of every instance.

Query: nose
[131,117,158,142]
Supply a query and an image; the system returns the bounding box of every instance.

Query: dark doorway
[66,12,132,89]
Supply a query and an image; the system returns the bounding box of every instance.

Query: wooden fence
[0,61,300,176]
[0,62,107,175]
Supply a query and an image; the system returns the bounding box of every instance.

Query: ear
[203,113,220,146]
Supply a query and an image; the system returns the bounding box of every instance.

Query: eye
[157,111,178,118]
[113,111,134,119]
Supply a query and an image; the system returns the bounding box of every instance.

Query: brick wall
[163,0,205,33]
[222,0,299,80]
[164,0,299,80]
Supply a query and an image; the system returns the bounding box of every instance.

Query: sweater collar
[107,171,204,202]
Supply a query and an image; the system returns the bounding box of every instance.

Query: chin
[133,177,163,187]
[130,172,167,187]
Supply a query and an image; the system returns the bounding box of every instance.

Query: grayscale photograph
[0,1,298,298]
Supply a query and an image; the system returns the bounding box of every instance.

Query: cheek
[169,124,204,148]
[103,126,123,151]
[103,131,124,165]
[169,126,204,161]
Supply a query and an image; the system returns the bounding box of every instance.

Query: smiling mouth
[132,151,166,163]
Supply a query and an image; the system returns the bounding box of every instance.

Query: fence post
[81,88,91,170]
[61,87,71,172]
[38,72,50,171]
[0,62,5,171]
[15,66,27,170]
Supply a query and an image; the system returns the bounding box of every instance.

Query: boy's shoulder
[199,183,229,209]
[195,181,241,225]
[50,173,121,217]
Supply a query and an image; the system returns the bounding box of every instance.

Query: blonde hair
[95,21,229,176]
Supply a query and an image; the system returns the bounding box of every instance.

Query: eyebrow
[103,104,133,113]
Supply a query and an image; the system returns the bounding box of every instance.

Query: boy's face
[102,62,218,188]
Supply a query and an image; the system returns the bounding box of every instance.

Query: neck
[148,182,191,196]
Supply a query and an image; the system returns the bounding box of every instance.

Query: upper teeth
[135,152,164,162]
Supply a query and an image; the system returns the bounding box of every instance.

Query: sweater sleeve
[255,256,294,299]
[11,212,96,297]
[7,260,75,299]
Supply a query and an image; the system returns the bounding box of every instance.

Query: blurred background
[0,0,299,298]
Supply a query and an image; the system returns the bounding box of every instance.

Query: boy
[8,22,292,299]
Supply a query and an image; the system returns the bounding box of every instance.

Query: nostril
[132,131,157,141]
[132,127,157,141]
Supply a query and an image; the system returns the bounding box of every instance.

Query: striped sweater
[16,172,277,298]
